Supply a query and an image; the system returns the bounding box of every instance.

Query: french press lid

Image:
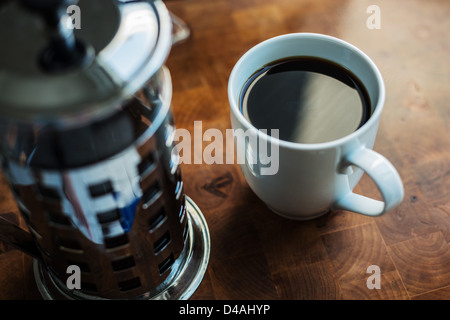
[0,0,172,125]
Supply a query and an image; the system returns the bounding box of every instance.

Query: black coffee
[240,57,371,144]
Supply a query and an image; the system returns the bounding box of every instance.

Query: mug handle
[332,147,404,216]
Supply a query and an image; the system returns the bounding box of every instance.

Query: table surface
[1,0,450,300]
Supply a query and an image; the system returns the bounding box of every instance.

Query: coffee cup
[228,33,404,220]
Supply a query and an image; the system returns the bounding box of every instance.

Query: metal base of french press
[33,196,210,300]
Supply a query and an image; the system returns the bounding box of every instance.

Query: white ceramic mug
[228,33,404,220]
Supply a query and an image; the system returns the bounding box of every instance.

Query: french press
[0,0,210,299]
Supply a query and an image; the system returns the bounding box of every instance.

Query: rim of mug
[228,32,386,151]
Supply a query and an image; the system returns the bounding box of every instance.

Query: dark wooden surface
[1,0,450,300]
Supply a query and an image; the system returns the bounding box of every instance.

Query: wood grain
[1,0,450,300]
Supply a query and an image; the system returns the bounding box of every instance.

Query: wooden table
[1,0,449,300]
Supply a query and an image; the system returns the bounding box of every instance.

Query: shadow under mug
[228,33,404,220]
